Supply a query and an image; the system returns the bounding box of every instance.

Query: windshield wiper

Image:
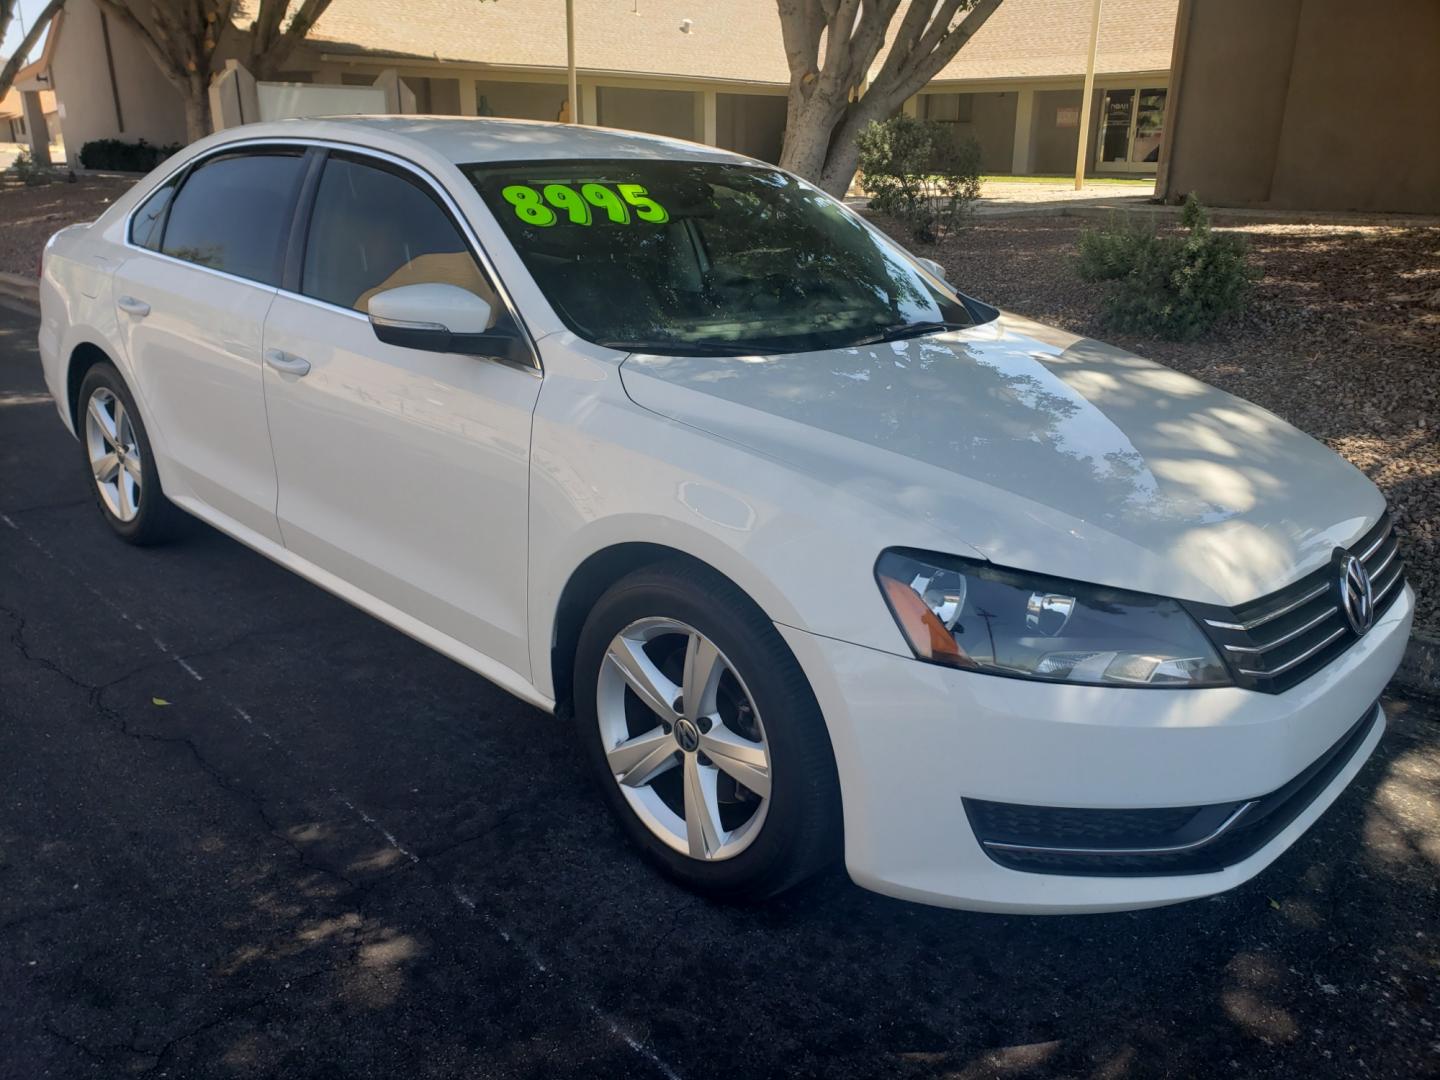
[854,320,970,346]
[597,339,772,357]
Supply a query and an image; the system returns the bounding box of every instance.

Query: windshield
[463,159,975,355]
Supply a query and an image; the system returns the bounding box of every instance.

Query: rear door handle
[116,295,150,317]
[263,348,311,377]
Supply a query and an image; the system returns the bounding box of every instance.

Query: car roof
[208,115,754,167]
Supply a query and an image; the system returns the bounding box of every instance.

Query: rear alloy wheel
[77,363,184,545]
[575,563,841,900]
[84,386,143,524]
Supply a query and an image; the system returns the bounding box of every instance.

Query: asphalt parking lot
[1,302,1437,1079]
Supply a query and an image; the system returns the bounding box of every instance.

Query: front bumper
[780,584,1413,914]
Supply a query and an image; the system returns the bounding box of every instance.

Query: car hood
[617,313,1383,607]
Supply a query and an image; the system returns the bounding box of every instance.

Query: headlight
[875,550,1230,688]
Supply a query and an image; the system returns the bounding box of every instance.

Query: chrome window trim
[121,143,308,290]
[120,135,542,375]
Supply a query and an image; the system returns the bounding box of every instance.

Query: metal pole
[566,0,579,123]
[1074,0,1102,190]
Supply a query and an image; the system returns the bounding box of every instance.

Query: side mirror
[367,283,530,364]
[916,257,949,285]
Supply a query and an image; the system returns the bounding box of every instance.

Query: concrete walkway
[975,178,1156,215]
[847,178,1156,217]
[0,140,67,171]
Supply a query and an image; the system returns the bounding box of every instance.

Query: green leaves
[857,115,982,244]
[1076,194,1256,341]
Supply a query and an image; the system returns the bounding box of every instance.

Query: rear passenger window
[130,176,178,250]
[160,150,305,286]
[301,154,499,322]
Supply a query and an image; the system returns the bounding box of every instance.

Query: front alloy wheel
[599,618,772,861]
[575,563,841,901]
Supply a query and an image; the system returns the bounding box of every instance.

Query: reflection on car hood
[617,312,1384,607]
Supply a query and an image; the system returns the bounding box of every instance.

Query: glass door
[1098,89,1135,167]
[1095,87,1167,173]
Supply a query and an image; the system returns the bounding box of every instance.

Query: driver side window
[301,153,500,325]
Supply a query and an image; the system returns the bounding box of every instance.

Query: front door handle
[263,348,311,377]
[116,295,150,317]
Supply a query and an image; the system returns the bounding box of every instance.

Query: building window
[922,93,974,124]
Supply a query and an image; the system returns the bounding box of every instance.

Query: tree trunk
[182,83,210,144]
[776,0,1005,195]
[778,95,849,182]
[816,94,897,196]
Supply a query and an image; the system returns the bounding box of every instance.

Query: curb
[0,272,38,311]
[1055,203,1440,229]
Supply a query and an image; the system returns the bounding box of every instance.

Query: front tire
[77,362,184,545]
[575,562,841,900]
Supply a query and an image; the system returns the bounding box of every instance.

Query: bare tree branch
[0,0,65,103]
[893,0,1004,101]
[246,0,331,79]
[777,0,1006,193]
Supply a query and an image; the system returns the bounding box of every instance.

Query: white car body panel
[110,252,283,542]
[619,314,1384,610]
[782,586,1410,912]
[36,117,1412,913]
[262,291,540,679]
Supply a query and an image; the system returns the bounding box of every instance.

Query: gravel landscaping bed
[0,176,134,277]
[874,212,1440,639]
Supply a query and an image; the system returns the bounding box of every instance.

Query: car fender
[525,339,986,700]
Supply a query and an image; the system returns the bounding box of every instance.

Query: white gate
[256,83,387,122]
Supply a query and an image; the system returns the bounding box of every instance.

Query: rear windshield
[463,159,972,355]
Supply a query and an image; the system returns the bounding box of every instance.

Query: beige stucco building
[21,0,1178,177]
[1,83,57,145]
[912,0,1176,176]
[1158,0,1440,214]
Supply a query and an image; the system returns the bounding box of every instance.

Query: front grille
[964,703,1381,877]
[1186,513,1406,693]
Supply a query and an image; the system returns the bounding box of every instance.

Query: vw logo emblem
[1339,554,1374,636]
[673,717,701,753]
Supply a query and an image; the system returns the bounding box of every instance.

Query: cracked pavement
[1,303,1437,1079]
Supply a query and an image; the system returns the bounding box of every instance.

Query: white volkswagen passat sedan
[39,118,1412,912]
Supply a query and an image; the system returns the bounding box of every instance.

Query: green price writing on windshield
[501,183,669,227]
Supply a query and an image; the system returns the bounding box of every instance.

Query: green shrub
[1075,215,1156,281]
[78,138,182,173]
[6,149,56,187]
[856,114,981,244]
[1077,194,1255,341]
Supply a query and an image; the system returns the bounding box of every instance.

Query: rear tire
[575,561,842,901]
[77,362,185,545]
